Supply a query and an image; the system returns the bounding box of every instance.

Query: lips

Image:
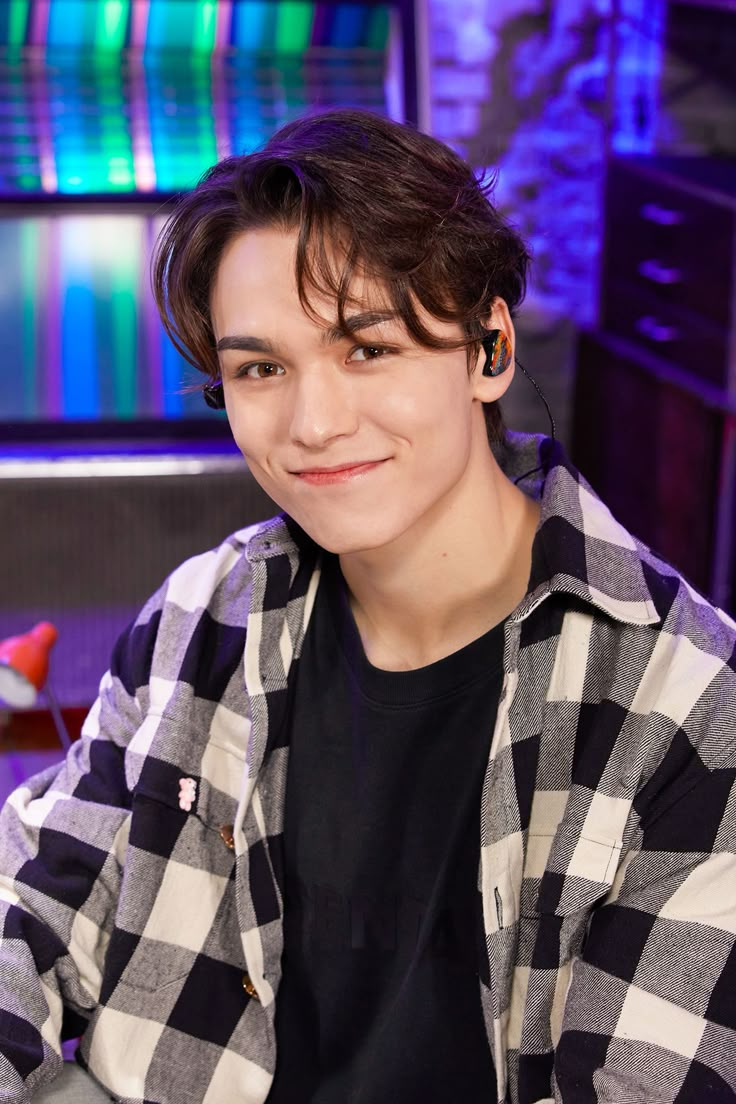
[294,461,382,475]
[292,459,387,485]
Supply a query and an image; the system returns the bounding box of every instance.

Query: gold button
[242,973,260,1001]
[219,824,235,850]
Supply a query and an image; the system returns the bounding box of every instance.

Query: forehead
[209,224,466,352]
[216,224,298,281]
[212,225,391,321]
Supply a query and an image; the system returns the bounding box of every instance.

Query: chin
[293,515,407,557]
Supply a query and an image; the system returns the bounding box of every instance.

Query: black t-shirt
[267,554,504,1103]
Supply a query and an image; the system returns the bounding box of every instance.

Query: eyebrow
[324,310,401,344]
[215,310,401,355]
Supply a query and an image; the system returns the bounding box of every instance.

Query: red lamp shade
[0,622,59,708]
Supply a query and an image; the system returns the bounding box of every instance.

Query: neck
[339,454,540,671]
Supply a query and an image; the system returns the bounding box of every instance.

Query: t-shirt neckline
[320,554,506,708]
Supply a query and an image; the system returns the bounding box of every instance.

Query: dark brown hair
[152,108,529,444]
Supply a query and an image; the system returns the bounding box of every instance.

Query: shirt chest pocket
[108,780,241,996]
[521,829,622,917]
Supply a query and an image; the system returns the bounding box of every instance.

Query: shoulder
[636,539,736,680]
[620,545,736,789]
[158,520,264,616]
[110,513,300,699]
[155,512,300,618]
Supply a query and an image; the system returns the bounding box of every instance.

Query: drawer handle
[635,316,680,343]
[638,259,683,285]
[639,202,684,227]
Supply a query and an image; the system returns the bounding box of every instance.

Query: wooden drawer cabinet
[604,279,729,389]
[573,330,736,609]
[601,156,736,387]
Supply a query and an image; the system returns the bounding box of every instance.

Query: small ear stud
[203,380,226,409]
[481,330,513,377]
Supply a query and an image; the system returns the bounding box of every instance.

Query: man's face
[210,225,505,557]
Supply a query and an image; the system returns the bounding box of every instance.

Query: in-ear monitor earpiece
[481,330,513,377]
[203,381,226,410]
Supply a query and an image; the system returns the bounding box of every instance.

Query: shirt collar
[242,511,314,562]
[502,432,660,627]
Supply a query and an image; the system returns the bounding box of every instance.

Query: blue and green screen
[0,0,393,424]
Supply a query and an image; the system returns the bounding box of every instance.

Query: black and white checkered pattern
[1,432,735,1103]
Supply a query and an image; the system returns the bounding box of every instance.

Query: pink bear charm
[178,777,197,812]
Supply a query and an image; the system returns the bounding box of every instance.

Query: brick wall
[425,0,665,325]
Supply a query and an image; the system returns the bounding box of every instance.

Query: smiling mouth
[292,460,387,485]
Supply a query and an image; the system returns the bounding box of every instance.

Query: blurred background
[0,0,734,784]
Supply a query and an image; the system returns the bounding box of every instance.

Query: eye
[238,362,285,380]
[348,345,391,363]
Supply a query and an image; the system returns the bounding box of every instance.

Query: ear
[470,297,516,403]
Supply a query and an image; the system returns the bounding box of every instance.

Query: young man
[2,110,736,1104]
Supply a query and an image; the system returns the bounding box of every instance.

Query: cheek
[373,376,463,431]
[380,379,472,451]
[224,404,270,465]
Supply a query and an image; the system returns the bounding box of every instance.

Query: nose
[289,367,358,448]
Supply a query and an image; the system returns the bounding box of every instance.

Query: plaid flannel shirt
[1,432,735,1104]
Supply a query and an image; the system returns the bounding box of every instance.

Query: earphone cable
[511,357,557,487]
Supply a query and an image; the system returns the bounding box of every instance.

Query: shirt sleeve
[0,593,164,1103]
[553,763,736,1102]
